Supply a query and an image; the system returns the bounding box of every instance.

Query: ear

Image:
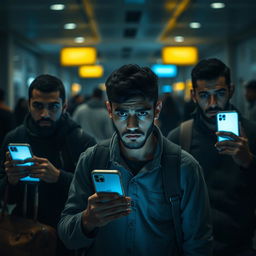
[191,89,197,103]
[105,101,113,118]
[154,101,162,120]
[62,102,67,113]
[229,84,235,98]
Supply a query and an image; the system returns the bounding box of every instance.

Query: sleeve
[57,146,97,250]
[180,151,213,256]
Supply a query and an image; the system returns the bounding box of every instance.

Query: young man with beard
[167,58,256,256]
[58,64,212,256]
[0,74,96,255]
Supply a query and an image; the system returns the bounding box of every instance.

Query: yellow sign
[79,65,104,78]
[60,47,97,66]
[162,46,198,65]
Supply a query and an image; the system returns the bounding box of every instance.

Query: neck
[120,133,157,162]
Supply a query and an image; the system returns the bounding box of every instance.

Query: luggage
[0,183,57,256]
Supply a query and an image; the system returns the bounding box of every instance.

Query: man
[58,64,212,256]
[73,87,113,142]
[0,88,15,146]
[167,58,256,256]
[0,74,96,255]
[245,80,256,122]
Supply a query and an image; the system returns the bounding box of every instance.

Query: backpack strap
[162,137,183,255]
[179,119,193,152]
[90,139,111,171]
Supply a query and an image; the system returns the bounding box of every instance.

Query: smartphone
[8,143,39,182]
[91,170,125,196]
[216,111,239,142]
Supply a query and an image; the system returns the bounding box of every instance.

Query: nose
[209,94,217,107]
[127,115,138,131]
[40,107,50,118]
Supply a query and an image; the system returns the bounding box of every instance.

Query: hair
[105,64,158,104]
[0,88,5,101]
[245,80,256,90]
[28,74,66,103]
[191,58,231,89]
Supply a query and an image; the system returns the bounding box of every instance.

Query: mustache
[122,130,144,136]
[36,118,54,125]
[205,107,222,113]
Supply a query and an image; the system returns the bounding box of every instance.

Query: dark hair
[92,88,103,99]
[105,64,158,103]
[0,88,5,101]
[28,74,66,103]
[191,58,231,89]
[245,80,256,90]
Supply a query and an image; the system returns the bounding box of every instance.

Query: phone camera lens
[10,146,17,152]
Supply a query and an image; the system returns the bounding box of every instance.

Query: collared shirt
[58,126,212,256]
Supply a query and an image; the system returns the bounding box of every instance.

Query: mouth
[38,121,52,126]
[206,110,218,117]
[125,134,143,139]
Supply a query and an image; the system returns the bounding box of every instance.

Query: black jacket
[167,109,256,256]
[0,113,96,228]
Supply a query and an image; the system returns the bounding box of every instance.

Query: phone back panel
[8,144,39,182]
[92,171,124,196]
[217,111,239,142]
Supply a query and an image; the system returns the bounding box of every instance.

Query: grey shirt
[58,127,212,256]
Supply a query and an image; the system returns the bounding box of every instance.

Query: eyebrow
[114,107,151,112]
[33,101,60,105]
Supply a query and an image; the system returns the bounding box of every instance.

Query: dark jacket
[0,113,96,228]
[167,109,256,256]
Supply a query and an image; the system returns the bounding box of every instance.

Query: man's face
[106,98,161,149]
[29,89,65,127]
[192,76,233,122]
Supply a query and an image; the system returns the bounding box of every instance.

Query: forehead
[195,76,228,91]
[111,97,154,110]
[30,89,61,102]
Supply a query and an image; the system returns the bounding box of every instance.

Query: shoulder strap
[162,137,183,255]
[179,119,193,152]
[90,139,110,171]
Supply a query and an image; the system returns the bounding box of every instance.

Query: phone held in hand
[91,170,125,196]
[8,143,40,182]
[216,111,239,142]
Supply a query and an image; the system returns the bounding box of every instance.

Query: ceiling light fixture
[189,22,201,29]
[50,4,65,11]
[210,2,225,9]
[174,36,184,43]
[74,37,85,43]
[64,23,77,30]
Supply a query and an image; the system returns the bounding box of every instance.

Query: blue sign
[151,64,177,78]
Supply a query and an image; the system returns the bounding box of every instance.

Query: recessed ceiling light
[74,37,85,43]
[210,2,225,9]
[189,22,201,29]
[50,4,65,11]
[64,23,77,30]
[174,36,184,43]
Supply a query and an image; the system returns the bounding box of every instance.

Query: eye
[48,104,60,111]
[116,111,128,118]
[217,90,226,97]
[32,102,44,110]
[198,92,209,99]
[136,111,148,117]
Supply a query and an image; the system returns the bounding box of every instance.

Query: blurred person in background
[66,94,85,116]
[245,80,256,122]
[73,87,113,142]
[0,88,15,147]
[14,97,29,126]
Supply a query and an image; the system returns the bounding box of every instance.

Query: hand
[215,131,253,168]
[28,156,60,183]
[82,193,131,234]
[4,152,31,185]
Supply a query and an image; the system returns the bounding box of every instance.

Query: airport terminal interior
[0,0,256,116]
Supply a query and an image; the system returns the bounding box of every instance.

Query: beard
[112,121,155,150]
[34,117,57,137]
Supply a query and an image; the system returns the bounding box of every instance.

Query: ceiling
[1,0,256,80]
